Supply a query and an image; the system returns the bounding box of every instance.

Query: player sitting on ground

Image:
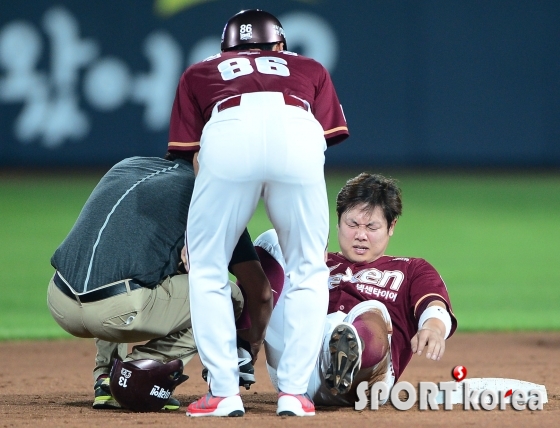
[255,172,458,406]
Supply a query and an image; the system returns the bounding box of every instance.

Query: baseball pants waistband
[217,93,310,113]
[52,271,144,304]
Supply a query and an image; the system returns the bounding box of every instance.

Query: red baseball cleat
[277,392,315,416]
[186,393,244,417]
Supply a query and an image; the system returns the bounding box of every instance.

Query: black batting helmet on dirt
[109,359,188,412]
[221,9,287,51]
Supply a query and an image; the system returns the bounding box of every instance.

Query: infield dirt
[1,332,559,427]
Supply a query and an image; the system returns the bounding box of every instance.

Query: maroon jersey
[168,50,349,153]
[326,253,457,381]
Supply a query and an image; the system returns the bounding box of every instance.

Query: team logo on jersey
[329,266,404,302]
[240,24,252,41]
[332,267,404,290]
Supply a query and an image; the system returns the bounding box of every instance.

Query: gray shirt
[51,156,194,292]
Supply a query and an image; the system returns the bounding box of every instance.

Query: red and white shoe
[277,392,315,416]
[186,393,244,417]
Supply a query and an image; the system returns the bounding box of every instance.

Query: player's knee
[254,228,278,244]
[353,311,390,369]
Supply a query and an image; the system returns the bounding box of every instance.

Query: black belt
[53,271,144,304]
[217,93,309,113]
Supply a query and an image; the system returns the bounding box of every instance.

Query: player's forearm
[236,289,272,361]
[419,300,451,339]
[244,295,273,344]
[240,274,273,343]
[231,260,273,354]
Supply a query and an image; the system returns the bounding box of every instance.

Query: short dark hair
[224,42,279,52]
[336,173,402,230]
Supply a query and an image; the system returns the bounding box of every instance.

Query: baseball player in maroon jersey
[167,9,349,417]
[256,173,458,406]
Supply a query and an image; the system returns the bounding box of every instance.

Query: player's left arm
[411,300,449,361]
[409,260,457,361]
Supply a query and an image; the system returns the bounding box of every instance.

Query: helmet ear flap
[109,358,188,412]
[176,373,189,385]
[165,358,189,385]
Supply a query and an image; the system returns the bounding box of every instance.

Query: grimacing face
[337,204,396,264]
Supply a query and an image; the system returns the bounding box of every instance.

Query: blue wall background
[1,0,558,168]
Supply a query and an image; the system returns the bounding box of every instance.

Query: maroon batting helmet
[221,9,287,51]
[109,358,188,412]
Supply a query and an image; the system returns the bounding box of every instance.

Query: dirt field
[1,332,559,427]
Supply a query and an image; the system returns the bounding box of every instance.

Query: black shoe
[237,345,256,389]
[325,322,363,395]
[93,377,120,409]
[162,396,180,411]
[201,347,256,390]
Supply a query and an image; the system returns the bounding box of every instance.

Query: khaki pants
[47,273,244,380]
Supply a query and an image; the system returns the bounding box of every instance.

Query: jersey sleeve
[313,67,349,147]
[168,70,205,153]
[409,259,458,338]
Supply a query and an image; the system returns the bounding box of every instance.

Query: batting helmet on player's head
[221,9,287,51]
[109,358,188,412]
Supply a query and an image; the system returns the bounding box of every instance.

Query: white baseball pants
[186,92,329,397]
